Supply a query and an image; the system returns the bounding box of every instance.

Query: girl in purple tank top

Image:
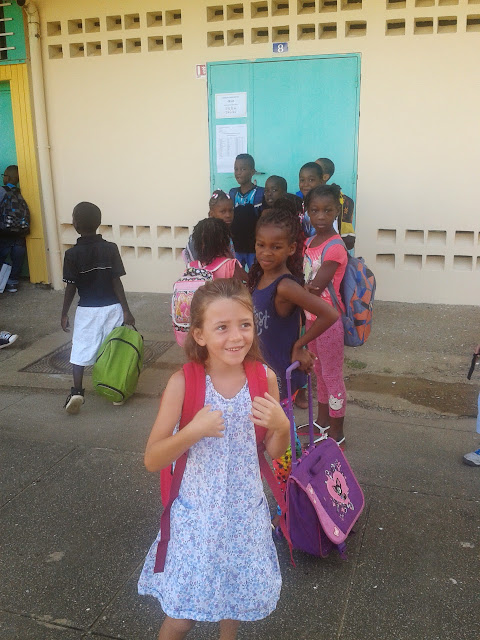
[248,200,338,495]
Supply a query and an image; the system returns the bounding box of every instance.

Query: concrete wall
[35,0,480,302]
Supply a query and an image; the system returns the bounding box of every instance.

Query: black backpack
[0,186,30,235]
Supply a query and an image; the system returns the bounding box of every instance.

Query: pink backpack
[171,257,233,346]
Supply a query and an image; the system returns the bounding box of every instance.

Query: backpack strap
[183,238,195,265]
[244,360,294,561]
[253,186,264,209]
[305,235,315,249]
[191,257,231,273]
[320,238,347,312]
[155,362,205,573]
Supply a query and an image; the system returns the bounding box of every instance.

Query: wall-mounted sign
[196,64,207,79]
[215,92,247,119]
[273,42,288,54]
[216,124,247,173]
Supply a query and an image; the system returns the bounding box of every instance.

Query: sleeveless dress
[252,274,306,400]
[138,374,282,622]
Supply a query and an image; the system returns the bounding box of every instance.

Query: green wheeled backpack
[92,325,144,403]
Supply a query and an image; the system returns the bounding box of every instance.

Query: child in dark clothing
[316,157,356,250]
[61,202,135,414]
[264,175,303,215]
[229,153,264,270]
[264,175,287,209]
[296,162,326,238]
[0,165,28,293]
[183,190,234,264]
[265,176,307,408]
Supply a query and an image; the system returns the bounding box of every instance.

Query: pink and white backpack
[171,257,234,346]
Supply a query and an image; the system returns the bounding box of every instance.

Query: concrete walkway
[0,285,479,639]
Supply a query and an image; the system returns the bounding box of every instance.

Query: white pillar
[19,0,63,290]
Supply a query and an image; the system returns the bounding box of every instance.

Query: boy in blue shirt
[61,202,134,414]
[229,153,264,270]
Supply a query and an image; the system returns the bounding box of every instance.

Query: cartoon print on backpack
[325,460,355,519]
[174,290,193,325]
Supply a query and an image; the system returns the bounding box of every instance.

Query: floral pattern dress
[138,374,282,622]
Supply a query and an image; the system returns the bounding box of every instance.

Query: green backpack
[92,326,144,403]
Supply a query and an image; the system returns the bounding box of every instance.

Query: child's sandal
[298,420,330,436]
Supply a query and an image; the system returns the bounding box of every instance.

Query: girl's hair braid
[247,197,305,293]
[192,217,231,265]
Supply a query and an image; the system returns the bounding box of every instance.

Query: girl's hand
[190,404,225,438]
[292,345,316,373]
[250,393,289,434]
[305,283,321,296]
[475,344,480,356]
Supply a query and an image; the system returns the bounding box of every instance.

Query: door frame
[0,64,48,283]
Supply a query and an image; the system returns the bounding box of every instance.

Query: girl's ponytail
[208,189,230,212]
[192,217,231,265]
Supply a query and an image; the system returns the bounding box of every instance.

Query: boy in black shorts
[61,202,135,414]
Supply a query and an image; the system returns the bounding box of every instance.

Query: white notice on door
[216,124,247,173]
[215,92,247,119]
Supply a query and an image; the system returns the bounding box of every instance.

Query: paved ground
[0,284,479,639]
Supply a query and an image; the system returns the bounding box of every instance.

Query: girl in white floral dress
[138,279,290,640]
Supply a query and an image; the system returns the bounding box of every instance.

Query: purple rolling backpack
[285,363,365,559]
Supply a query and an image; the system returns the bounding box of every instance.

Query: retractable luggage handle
[285,362,314,466]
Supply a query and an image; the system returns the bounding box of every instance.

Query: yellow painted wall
[35,0,480,303]
[0,64,48,283]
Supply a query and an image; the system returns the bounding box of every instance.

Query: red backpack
[154,360,291,573]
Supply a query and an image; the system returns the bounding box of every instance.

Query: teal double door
[207,54,360,208]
